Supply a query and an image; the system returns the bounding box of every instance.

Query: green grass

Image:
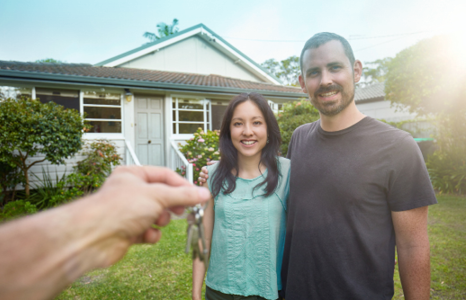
[56,195,466,299]
[393,194,466,299]
[56,219,203,300]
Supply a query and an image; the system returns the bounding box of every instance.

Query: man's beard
[310,83,355,116]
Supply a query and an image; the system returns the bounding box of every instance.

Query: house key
[186,203,209,269]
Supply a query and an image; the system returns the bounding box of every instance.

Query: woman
[192,93,290,300]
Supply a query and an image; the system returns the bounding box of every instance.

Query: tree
[261,55,300,86]
[0,97,88,196]
[385,35,466,194]
[385,35,466,116]
[277,100,320,156]
[143,18,179,43]
[35,58,64,63]
[360,57,392,88]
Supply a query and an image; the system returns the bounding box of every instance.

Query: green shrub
[0,154,25,205]
[177,128,220,185]
[276,100,320,156]
[0,200,37,222]
[71,139,122,193]
[427,113,466,194]
[0,97,89,196]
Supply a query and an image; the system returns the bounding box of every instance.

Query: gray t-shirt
[280,117,437,300]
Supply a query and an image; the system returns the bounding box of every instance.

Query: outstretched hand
[89,165,211,267]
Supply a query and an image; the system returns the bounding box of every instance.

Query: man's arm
[392,206,431,300]
[0,166,210,300]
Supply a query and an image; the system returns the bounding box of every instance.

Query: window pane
[173,110,176,122]
[212,104,228,130]
[179,123,204,134]
[173,123,177,134]
[177,99,207,110]
[87,121,121,133]
[179,111,203,122]
[0,86,31,100]
[83,91,121,105]
[36,88,79,111]
[84,107,121,119]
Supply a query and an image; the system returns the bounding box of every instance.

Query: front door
[135,95,164,166]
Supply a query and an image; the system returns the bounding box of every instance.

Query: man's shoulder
[363,117,412,141]
[293,120,320,136]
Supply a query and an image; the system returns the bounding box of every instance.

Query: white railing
[170,140,193,184]
[124,140,141,166]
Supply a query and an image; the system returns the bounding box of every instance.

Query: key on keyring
[186,203,209,269]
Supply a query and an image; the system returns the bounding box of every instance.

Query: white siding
[356,100,417,122]
[119,36,263,82]
[16,139,126,190]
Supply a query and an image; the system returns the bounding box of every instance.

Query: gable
[96,24,281,84]
[118,36,263,82]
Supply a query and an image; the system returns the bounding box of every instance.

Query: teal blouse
[205,157,290,300]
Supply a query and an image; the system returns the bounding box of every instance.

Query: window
[36,88,79,110]
[211,100,229,130]
[172,98,211,134]
[83,91,122,133]
[0,86,31,100]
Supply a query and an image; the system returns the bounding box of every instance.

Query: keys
[186,203,209,269]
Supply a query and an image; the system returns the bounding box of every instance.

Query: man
[201,33,436,299]
[0,166,210,300]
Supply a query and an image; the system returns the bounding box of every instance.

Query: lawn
[56,194,466,300]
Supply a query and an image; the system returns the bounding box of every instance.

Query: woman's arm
[192,181,215,300]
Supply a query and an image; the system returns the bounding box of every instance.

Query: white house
[0,24,305,186]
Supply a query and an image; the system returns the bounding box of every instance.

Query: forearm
[0,194,110,300]
[192,257,207,300]
[397,244,431,300]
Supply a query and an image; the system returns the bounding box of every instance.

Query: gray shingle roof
[354,82,385,102]
[0,61,304,95]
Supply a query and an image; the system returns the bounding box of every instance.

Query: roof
[354,82,385,102]
[0,61,304,97]
[94,23,282,84]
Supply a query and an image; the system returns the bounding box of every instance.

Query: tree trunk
[24,168,29,197]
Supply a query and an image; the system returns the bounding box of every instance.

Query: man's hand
[198,160,218,186]
[84,165,211,267]
[0,165,210,300]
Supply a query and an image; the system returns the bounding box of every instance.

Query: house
[0,24,305,185]
[355,82,436,158]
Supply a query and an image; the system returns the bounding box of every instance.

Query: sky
[1,0,465,67]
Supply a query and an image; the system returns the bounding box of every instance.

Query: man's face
[299,40,362,116]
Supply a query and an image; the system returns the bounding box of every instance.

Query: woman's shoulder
[277,156,290,173]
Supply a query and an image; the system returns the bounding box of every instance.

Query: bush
[427,113,466,194]
[0,200,37,222]
[0,97,88,196]
[276,100,320,156]
[0,155,24,205]
[177,128,220,185]
[70,140,122,194]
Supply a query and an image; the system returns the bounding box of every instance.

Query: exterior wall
[19,139,126,189]
[119,36,263,82]
[356,100,417,122]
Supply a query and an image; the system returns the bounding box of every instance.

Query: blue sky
[1,0,465,66]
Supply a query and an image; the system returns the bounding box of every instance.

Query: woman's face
[230,100,268,160]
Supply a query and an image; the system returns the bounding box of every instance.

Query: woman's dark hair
[210,92,282,199]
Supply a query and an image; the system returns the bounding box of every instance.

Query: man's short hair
[300,32,355,73]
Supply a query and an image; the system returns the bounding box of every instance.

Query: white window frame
[172,97,211,137]
[80,90,125,138]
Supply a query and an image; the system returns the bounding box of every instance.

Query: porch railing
[170,140,193,184]
[124,140,141,166]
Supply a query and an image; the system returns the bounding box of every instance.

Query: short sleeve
[275,157,291,212]
[206,163,220,206]
[387,136,437,211]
